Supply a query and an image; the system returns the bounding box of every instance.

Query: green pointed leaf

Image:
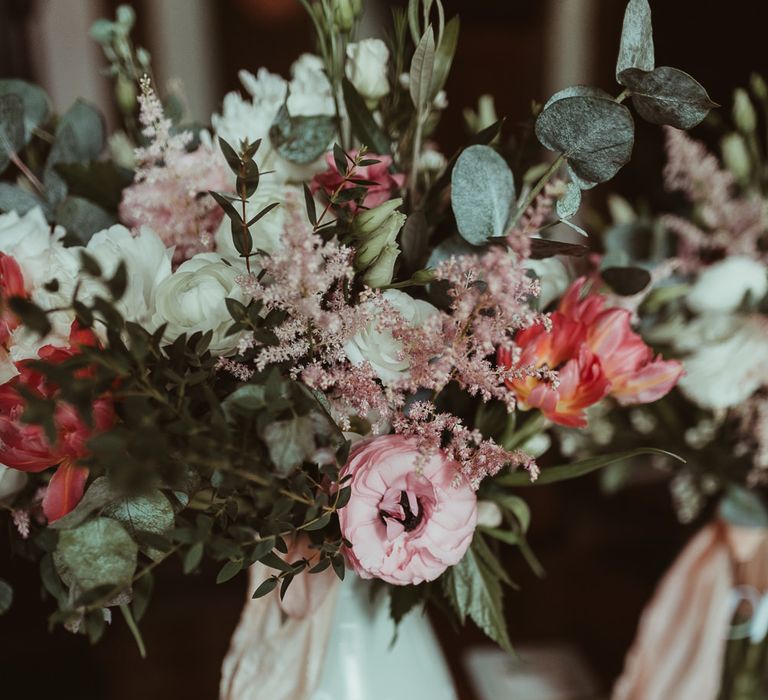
[410,28,436,111]
[431,16,459,99]
[535,95,635,184]
[55,196,115,243]
[251,577,278,599]
[616,0,654,80]
[341,78,390,156]
[620,66,717,129]
[497,448,684,487]
[269,105,335,165]
[451,144,515,245]
[216,559,243,584]
[183,541,204,574]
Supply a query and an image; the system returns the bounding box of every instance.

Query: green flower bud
[733,88,757,134]
[751,73,767,101]
[115,74,137,115]
[116,5,136,30]
[333,0,357,33]
[352,198,403,236]
[355,211,405,269]
[362,243,400,288]
[721,133,751,184]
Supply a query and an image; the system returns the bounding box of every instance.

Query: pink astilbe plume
[662,126,766,269]
[119,76,230,263]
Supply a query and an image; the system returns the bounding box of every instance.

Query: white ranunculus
[212,56,335,184]
[686,256,768,314]
[152,253,247,355]
[677,314,768,410]
[80,225,173,330]
[345,289,438,385]
[346,39,390,102]
[0,465,26,503]
[525,257,570,309]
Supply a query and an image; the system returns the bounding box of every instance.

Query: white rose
[346,39,390,102]
[677,314,768,410]
[525,257,570,309]
[0,465,26,503]
[152,253,248,355]
[687,256,767,314]
[345,289,438,385]
[80,225,173,330]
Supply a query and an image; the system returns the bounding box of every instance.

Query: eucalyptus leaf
[497,447,683,487]
[0,93,24,174]
[54,517,138,592]
[616,0,654,80]
[49,476,120,530]
[0,80,50,143]
[529,238,589,260]
[409,28,436,111]
[260,415,316,476]
[535,95,635,184]
[0,183,46,215]
[556,181,582,220]
[54,161,134,212]
[268,105,335,165]
[601,266,652,295]
[543,85,614,111]
[55,196,115,243]
[620,67,717,129]
[451,145,515,245]
[719,486,768,528]
[102,491,174,561]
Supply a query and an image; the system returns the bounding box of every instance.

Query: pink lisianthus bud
[338,434,477,585]
[0,252,26,345]
[311,151,405,212]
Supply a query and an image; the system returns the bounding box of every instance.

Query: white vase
[310,574,458,700]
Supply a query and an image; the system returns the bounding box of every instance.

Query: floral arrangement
[0,0,708,660]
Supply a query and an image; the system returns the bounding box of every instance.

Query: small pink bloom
[338,435,477,585]
[311,151,405,212]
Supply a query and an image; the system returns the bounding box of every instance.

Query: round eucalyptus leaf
[601,266,652,296]
[54,517,138,592]
[0,94,24,174]
[268,105,335,165]
[535,95,635,184]
[451,144,515,245]
[55,196,116,243]
[0,183,46,216]
[556,182,582,220]
[616,0,655,80]
[0,80,50,144]
[620,67,717,129]
[102,491,174,539]
[566,163,598,191]
[543,85,614,112]
[719,486,768,528]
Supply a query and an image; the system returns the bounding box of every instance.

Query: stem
[120,604,147,659]
[238,169,252,275]
[10,153,45,196]
[410,114,425,205]
[509,155,564,230]
[615,88,630,104]
[500,411,547,451]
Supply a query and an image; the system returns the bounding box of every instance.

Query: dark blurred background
[2,0,768,698]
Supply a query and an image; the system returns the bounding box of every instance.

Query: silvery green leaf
[566,163,598,191]
[556,181,581,219]
[0,80,50,144]
[55,196,115,242]
[409,28,436,111]
[543,85,614,112]
[260,415,316,477]
[0,93,24,174]
[268,105,335,165]
[49,477,120,530]
[0,183,46,215]
[535,95,634,184]
[103,491,174,561]
[620,66,717,129]
[451,144,515,245]
[559,218,589,238]
[616,0,654,80]
[54,517,138,592]
[222,384,267,420]
[431,16,459,99]
[719,486,768,528]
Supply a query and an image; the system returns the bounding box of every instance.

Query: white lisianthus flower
[152,253,247,356]
[525,257,570,309]
[346,39,390,103]
[0,465,26,502]
[677,314,768,409]
[212,55,335,184]
[80,225,173,330]
[345,289,438,385]
[686,256,767,314]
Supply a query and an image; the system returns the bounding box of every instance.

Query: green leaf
[492,494,531,533]
[616,0,654,80]
[529,238,589,260]
[431,16,460,99]
[216,559,243,584]
[497,448,684,487]
[556,181,582,220]
[268,104,335,165]
[218,137,242,175]
[183,542,204,574]
[620,67,717,130]
[303,511,332,531]
[251,577,278,599]
[719,486,768,528]
[443,537,512,653]
[222,384,267,419]
[0,93,24,174]
[542,85,614,112]
[0,183,46,215]
[341,78,391,156]
[409,28,436,111]
[389,585,422,627]
[0,80,50,144]
[8,297,51,336]
[55,196,115,242]
[451,144,515,245]
[535,95,634,185]
[54,161,134,212]
[102,491,174,561]
[260,415,316,477]
[0,579,12,615]
[54,517,138,591]
[49,476,120,530]
[601,266,651,296]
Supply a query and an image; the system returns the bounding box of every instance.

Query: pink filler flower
[338,435,477,585]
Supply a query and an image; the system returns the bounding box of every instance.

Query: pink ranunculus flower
[311,151,405,212]
[338,434,477,585]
